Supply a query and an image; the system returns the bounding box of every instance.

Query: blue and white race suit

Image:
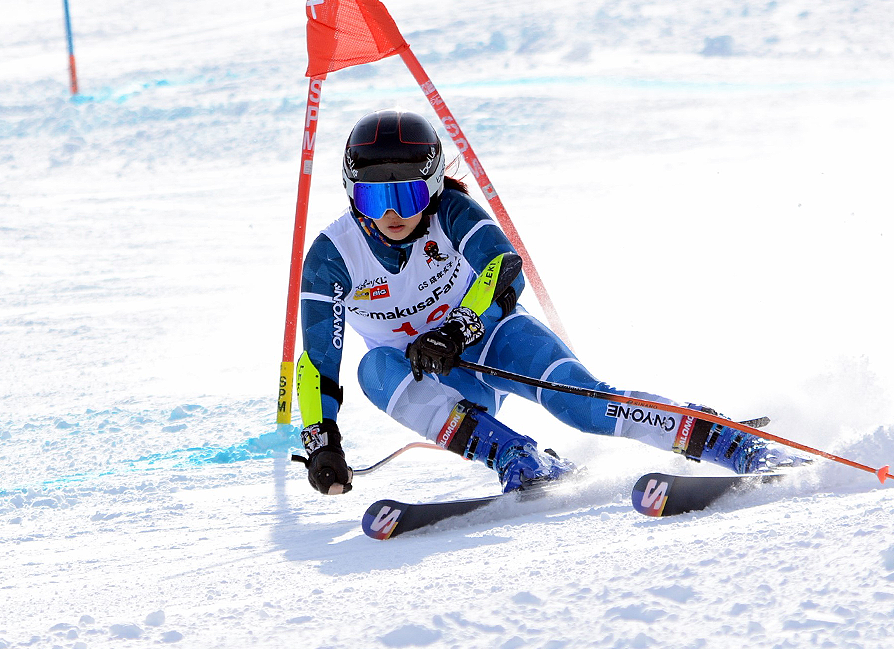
[300,188,684,452]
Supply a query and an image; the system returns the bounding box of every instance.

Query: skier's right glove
[405,306,484,381]
[301,419,352,495]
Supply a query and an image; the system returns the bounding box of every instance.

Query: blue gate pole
[62,0,78,94]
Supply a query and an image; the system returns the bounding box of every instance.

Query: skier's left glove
[301,419,352,495]
[405,306,484,381]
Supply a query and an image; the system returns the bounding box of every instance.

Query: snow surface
[3,0,894,647]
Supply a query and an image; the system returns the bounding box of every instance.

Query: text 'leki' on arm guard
[460,252,522,318]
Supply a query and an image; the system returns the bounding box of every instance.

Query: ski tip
[877,465,890,484]
[362,499,406,540]
[631,473,674,517]
[739,416,771,429]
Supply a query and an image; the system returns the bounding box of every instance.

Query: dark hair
[444,176,469,194]
[443,157,469,195]
[423,175,470,217]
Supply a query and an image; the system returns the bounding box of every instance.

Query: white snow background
[3,0,894,647]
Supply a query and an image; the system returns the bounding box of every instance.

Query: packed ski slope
[3,0,894,647]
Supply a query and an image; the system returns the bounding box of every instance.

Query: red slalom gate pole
[459,359,892,484]
[278,76,325,428]
[399,48,573,350]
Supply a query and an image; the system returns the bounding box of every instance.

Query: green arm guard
[296,351,344,428]
[460,252,522,317]
[296,351,323,428]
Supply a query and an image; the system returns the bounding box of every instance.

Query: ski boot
[436,400,575,492]
[694,423,811,474]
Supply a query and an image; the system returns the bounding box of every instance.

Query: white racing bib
[323,210,475,350]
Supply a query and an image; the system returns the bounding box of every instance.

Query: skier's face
[375,209,423,241]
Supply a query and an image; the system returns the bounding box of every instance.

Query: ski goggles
[350,179,432,220]
[346,158,444,219]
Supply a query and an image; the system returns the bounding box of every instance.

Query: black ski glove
[405,306,484,381]
[301,419,352,495]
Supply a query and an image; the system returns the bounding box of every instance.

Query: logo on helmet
[420,147,437,175]
[345,155,358,179]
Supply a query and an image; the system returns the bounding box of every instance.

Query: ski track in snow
[3,0,894,647]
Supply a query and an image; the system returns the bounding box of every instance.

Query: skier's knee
[357,346,410,394]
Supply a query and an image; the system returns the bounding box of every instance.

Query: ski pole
[458,359,892,484]
[292,442,448,477]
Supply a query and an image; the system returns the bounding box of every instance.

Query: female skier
[297,109,802,495]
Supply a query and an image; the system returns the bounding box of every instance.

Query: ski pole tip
[877,465,890,484]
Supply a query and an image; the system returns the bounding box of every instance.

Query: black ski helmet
[343,110,445,217]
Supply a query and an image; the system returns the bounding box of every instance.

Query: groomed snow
[2,1,894,647]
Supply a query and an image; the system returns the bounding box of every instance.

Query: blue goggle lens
[353,180,431,220]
